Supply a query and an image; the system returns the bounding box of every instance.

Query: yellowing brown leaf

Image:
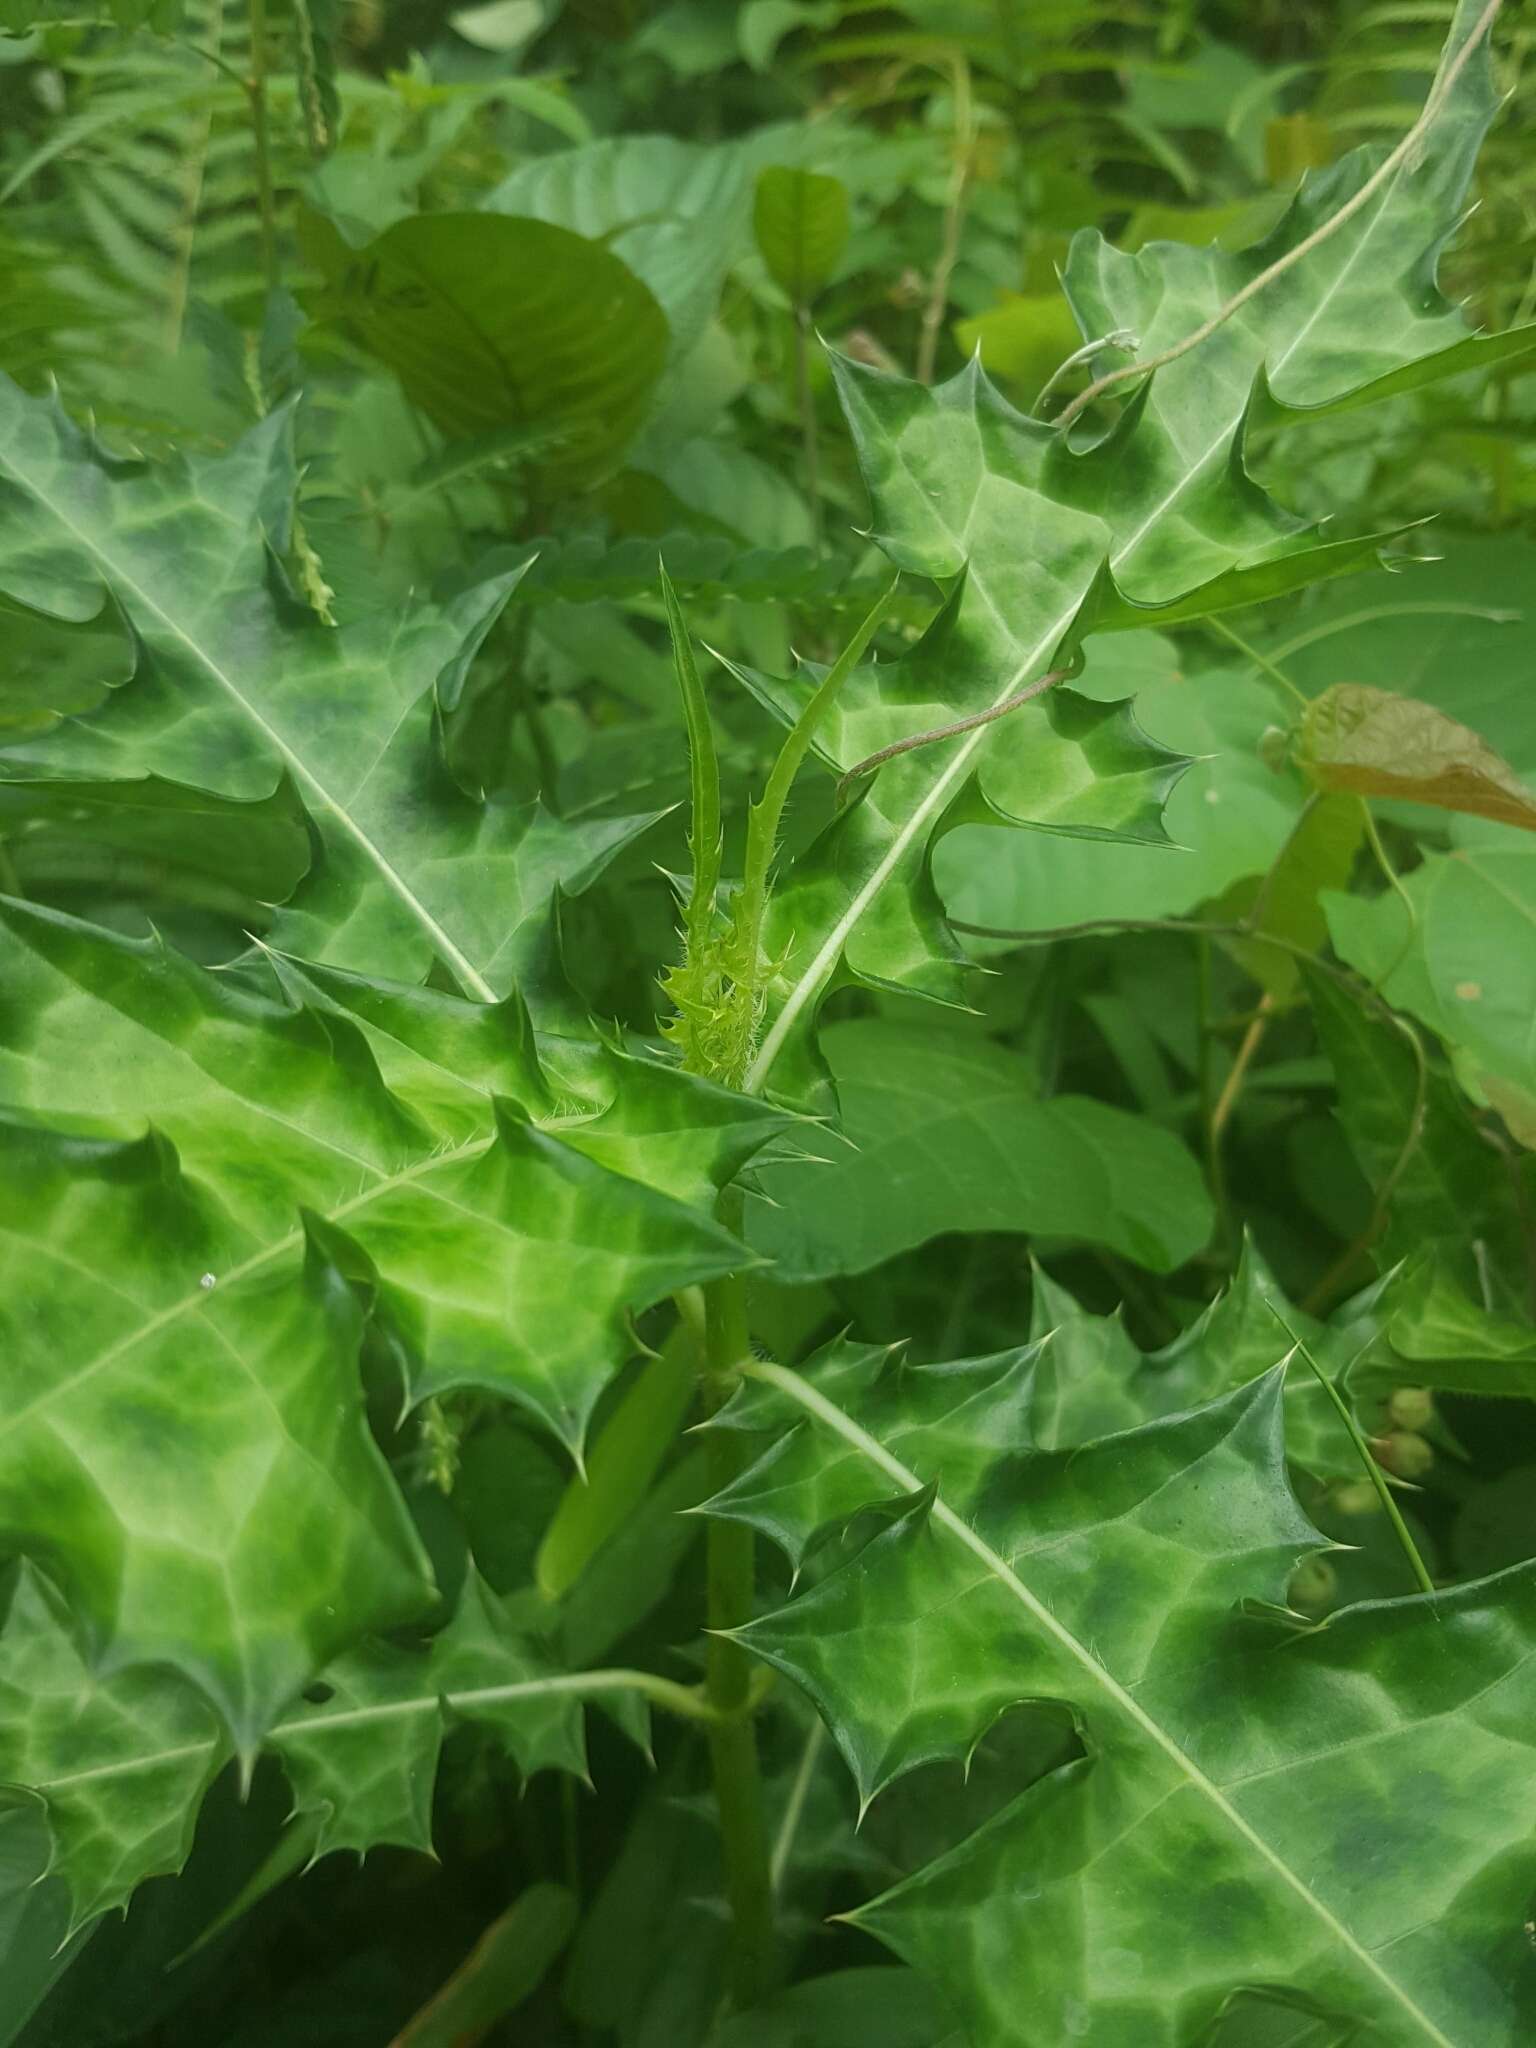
[1299,684,1536,832]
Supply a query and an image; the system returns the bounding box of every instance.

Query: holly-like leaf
[0,896,787,1739]
[1299,685,1536,831]
[0,1561,651,1930]
[720,0,1526,1101]
[0,385,649,995]
[703,1349,1536,2045]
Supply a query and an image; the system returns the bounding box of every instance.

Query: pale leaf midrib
[743,1358,1457,2048]
[0,442,498,1001]
[0,1133,494,1446]
[746,154,1421,1096]
[26,1670,647,1797]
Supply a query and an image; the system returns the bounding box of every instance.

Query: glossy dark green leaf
[308,212,669,496]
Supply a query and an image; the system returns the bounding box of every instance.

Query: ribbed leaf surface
[0,897,787,1740]
[0,386,646,996]
[0,1561,644,1928]
[705,1350,1536,2045]
[732,0,1527,1098]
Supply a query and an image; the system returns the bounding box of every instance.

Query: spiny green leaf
[0,896,786,1736]
[0,1560,648,1927]
[706,1350,1536,2045]
[0,385,649,996]
[723,2,1518,1100]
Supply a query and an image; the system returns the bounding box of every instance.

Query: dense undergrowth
[3,2,1536,2043]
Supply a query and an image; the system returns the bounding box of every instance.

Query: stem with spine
[731,572,901,1066]
[661,574,904,2000]
[700,1220,777,2006]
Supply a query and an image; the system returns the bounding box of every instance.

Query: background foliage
[2,1,1536,2043]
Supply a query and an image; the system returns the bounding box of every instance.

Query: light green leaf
[1257,534,1536,777]
[0,897,785,1742]
[726,2,1514,1099]
[1326,844,1536,1145]
[0,385,649,994]
[746,1018,1214,1280]
[936,666,1309,936]
[752,166,851,305]
[705,1351,1536,2045]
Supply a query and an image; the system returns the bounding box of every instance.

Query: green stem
[1207,615,1309,712]
[794,307,823,555]
[1269,1308,1436,1598]
[662,563,723,965]
[736,574,900,992]
[699,1247,776,2006]
[246,0,280,294]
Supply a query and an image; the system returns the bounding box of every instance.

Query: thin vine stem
[836,665,1069,798]
[1269,1308,1436,1598]
[1053,0,1504,429]
[1358,800,1419,995]
[1206,616,1310,712]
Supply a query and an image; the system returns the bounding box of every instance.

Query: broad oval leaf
[308,212,669,496]
[752,165,850,304]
